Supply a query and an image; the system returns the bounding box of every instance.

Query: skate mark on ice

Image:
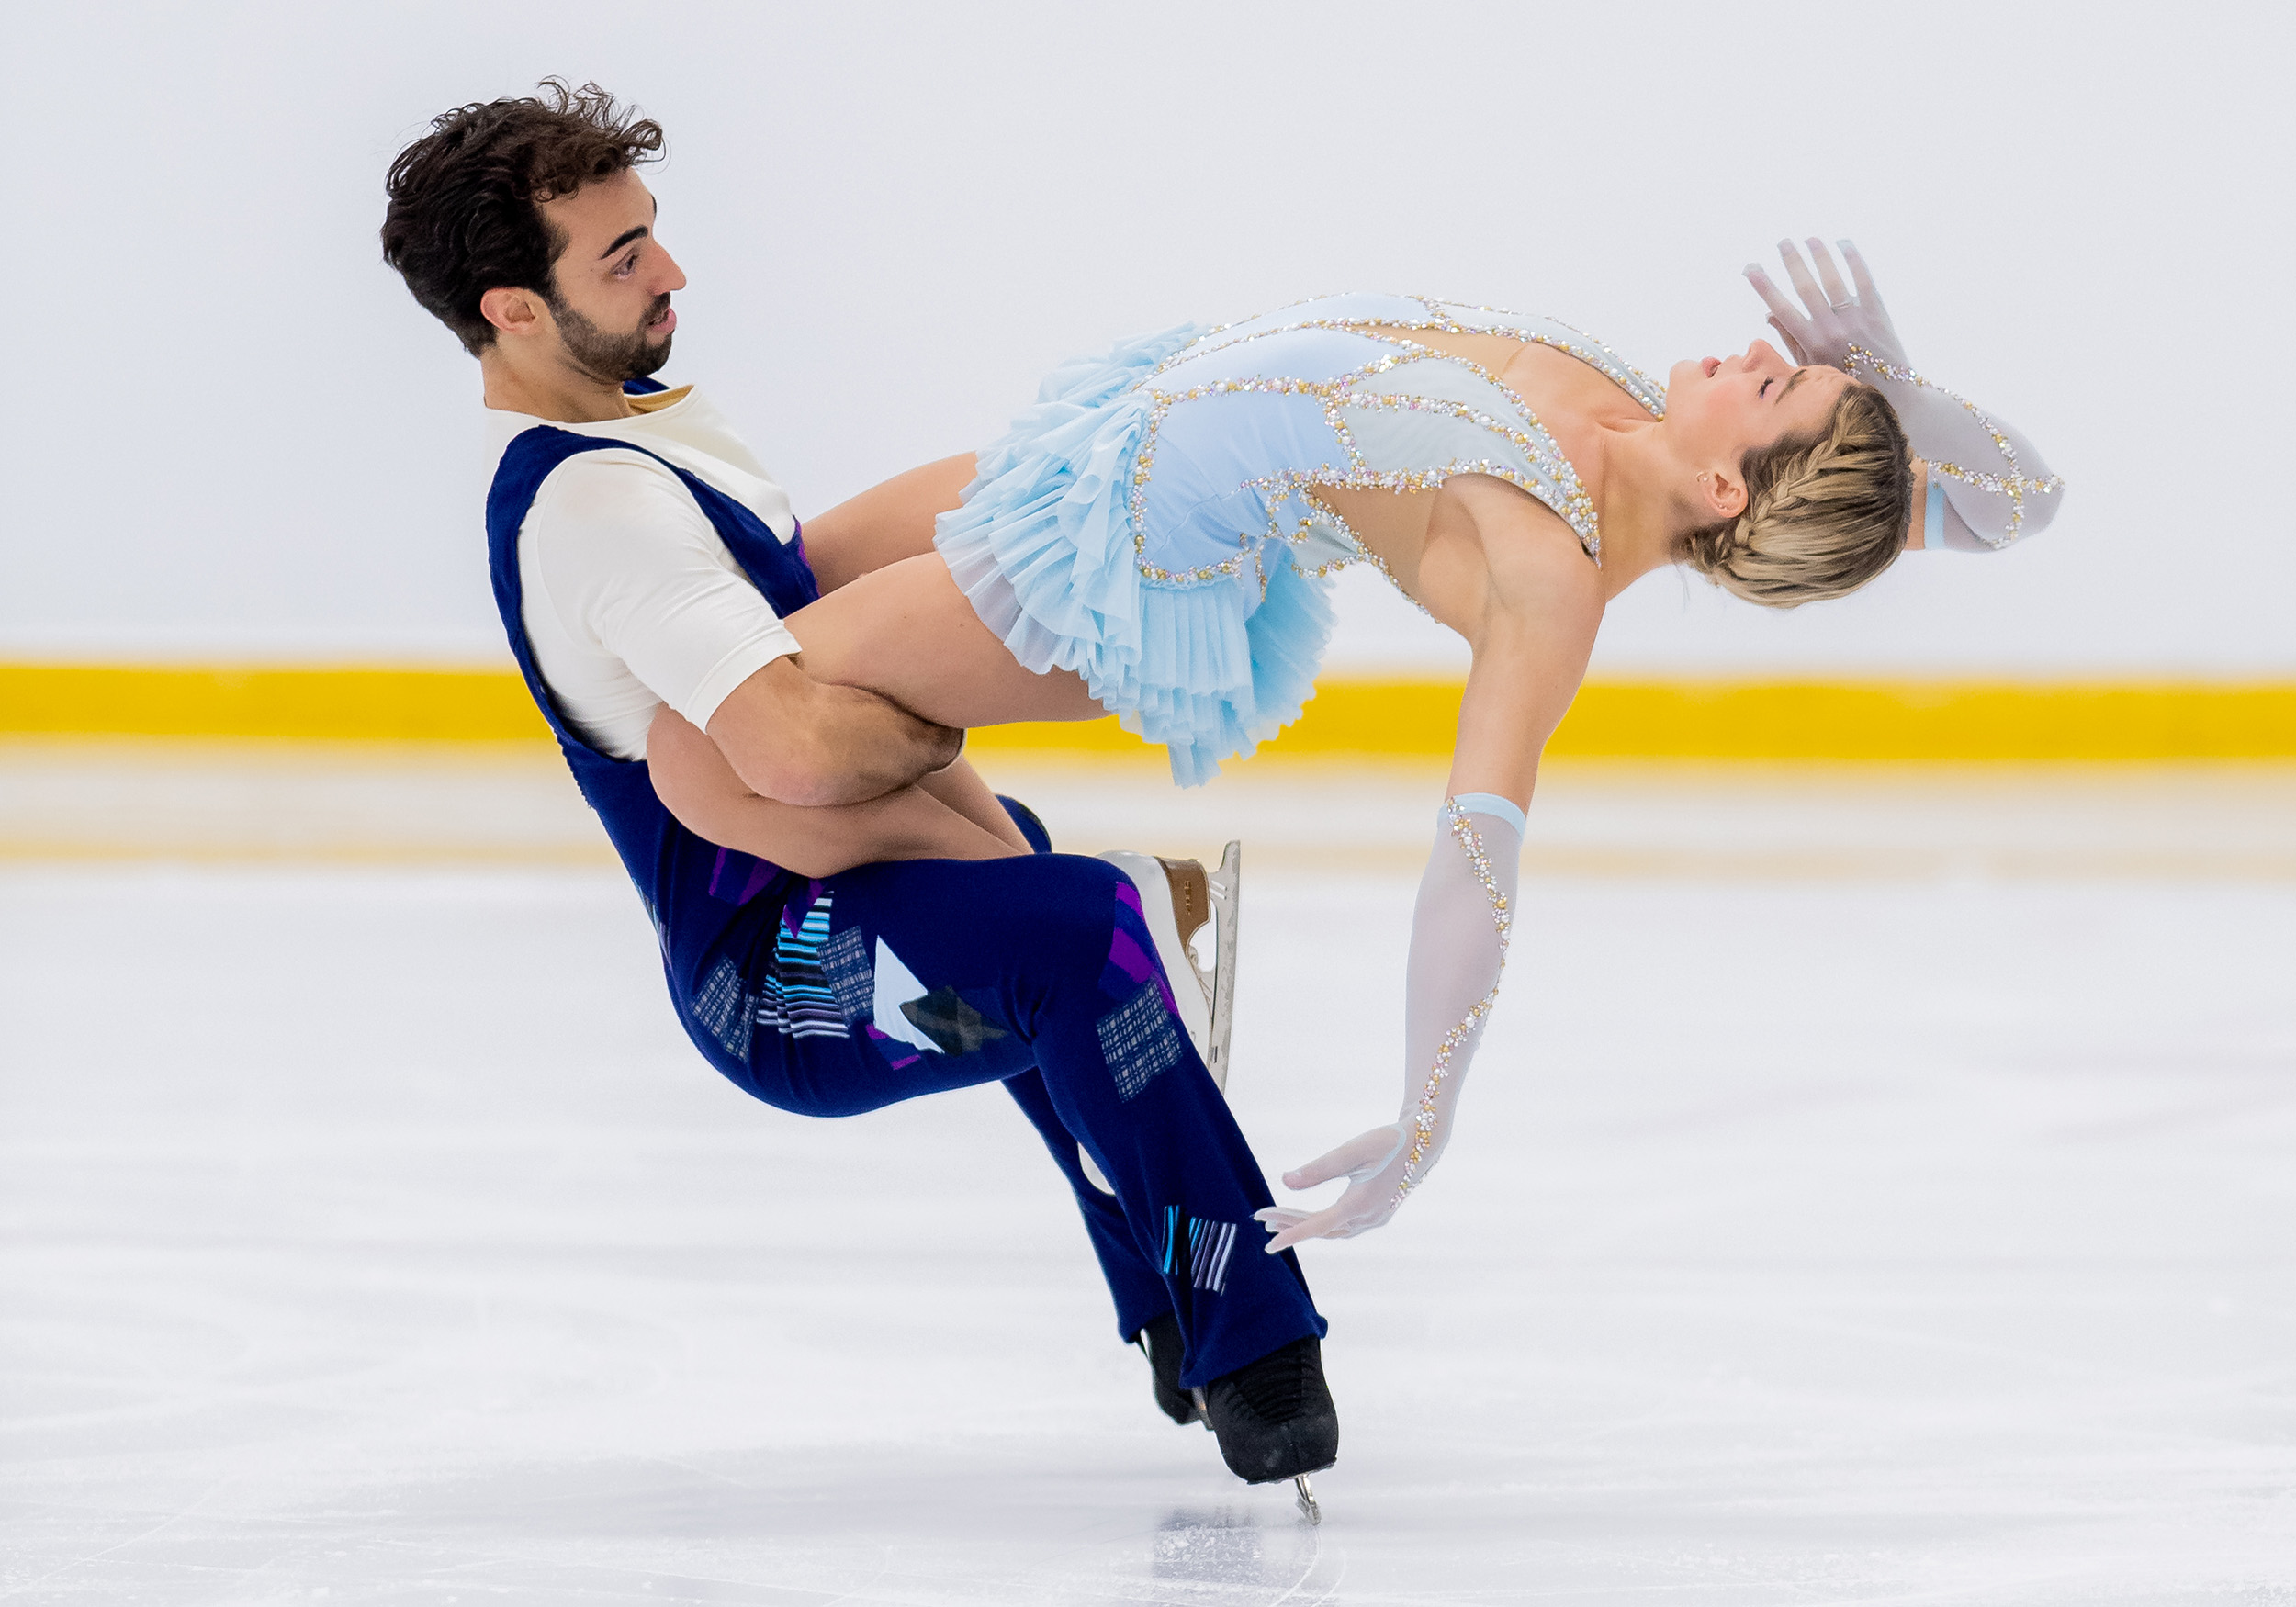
[1149,1503,1344,1604]
[0,1477,228,1599]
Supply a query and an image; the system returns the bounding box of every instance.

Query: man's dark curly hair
[381,80,665,355]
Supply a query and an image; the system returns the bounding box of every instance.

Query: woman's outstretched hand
[1255,1122,1412,1252]
[1743,237,1910,373]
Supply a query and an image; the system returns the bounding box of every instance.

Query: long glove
[1257,794,1520,1251]
[1745,238,2064,550]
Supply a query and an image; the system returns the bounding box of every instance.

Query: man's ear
[1696,466,1748,523]
[479,286,550,341]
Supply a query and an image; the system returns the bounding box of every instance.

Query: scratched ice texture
[4,770,2293,1603]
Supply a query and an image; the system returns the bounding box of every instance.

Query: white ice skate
[1076,843,1241,1196]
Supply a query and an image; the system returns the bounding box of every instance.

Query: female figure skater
[649,239,2063,1252]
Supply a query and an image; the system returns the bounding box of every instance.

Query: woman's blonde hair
[1681,382,1912,608]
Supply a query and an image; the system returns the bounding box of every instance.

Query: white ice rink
[5,756,2294,1603]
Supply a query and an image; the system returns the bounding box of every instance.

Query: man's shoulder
[529,441,696,510]
[503,437,709,566]
[488,385,787,545]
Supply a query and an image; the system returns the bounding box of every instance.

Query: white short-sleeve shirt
[484,385,804,760]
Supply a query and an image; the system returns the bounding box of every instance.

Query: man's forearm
[706,656,962,808]
[650,704,1016,877]
[712,784,1021,878]
[785,674,966,804]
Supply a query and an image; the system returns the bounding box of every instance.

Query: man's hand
[705,656,962,808]
[1743,237,1910,373]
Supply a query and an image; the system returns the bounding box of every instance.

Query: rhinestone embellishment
[1120,297,1670,598]
[1843,344,2065,545]
[1392,797,1514,1208]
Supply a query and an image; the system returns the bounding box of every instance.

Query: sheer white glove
[1744,237,2064,549]
[1257,796,1520,1253]
[1743,235,1908,373]
[1255,1120,1412,1251]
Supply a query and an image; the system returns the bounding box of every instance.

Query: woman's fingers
[1279,1145,1354,1191]
[1743,264,1806,332]
[1261,1201,1348,1253]
[1266,1124,1410,1247]
[1280,1126,1400,1190]
[1805,236,1854,309]
[1775,238,1832,320]
[1838,239,1887,313]
[1768,316,1814,367]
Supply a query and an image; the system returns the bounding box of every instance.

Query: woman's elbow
[2020,481,2065,540]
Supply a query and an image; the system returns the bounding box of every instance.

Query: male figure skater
[379,81,1334,1506]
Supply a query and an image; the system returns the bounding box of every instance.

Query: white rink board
[5,849,2294,1602]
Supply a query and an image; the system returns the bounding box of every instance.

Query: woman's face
[1665,338,1848,473]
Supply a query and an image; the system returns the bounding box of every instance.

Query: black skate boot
[1132,1310,1201,1426]
[1197,1335,1337,1523]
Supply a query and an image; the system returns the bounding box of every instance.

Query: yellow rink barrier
[0,662,553,742]
[3,662,2294,760]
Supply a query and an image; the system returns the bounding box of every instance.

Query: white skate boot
[1076,843,1241,1195]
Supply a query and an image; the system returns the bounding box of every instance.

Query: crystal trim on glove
[1843,344,2065,546]
[1393,797,1514,1208]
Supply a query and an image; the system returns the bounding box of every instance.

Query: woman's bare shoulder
[1454,475,1605,644]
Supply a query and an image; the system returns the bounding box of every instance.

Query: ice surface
[5,776,2295,1601]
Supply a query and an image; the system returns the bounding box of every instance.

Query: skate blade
[1204,840,1240,1094]
[1077,1144,1115,1195]
[1096,851,1213,1064]
[1293,1474,1320,1525]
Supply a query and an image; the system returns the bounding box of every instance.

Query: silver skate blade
[1204,841,1241,1094]
[1191,1386,1213,1431]
[1293,1473,1320,1525]
[1095,850,1213,1064]
[1077,1144,1115,1195]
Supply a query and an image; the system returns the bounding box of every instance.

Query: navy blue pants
[726,835,1323,1389]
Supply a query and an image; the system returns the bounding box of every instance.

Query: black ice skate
[1132,1310,1199,1426]
[1192,1334,1337,1523]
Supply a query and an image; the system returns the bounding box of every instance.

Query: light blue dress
[933,292,1667,784]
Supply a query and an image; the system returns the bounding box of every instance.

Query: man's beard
[552,293,673,384]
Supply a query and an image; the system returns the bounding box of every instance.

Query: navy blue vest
[483,379,821,1092]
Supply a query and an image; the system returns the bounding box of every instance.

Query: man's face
[535,167,685,383]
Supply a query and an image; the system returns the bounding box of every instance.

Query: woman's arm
[1748,239,2065,550]
[1258,511,1600,1249]
[647,705,1023,878]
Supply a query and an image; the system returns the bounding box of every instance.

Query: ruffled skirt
[934,323,1336,787]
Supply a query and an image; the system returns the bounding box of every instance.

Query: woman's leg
[800,454,977,595]
[783,551,1104,728]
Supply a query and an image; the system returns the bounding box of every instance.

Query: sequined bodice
[1125,292,1667,590]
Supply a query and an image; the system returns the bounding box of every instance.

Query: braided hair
[1681,381,1913,608]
